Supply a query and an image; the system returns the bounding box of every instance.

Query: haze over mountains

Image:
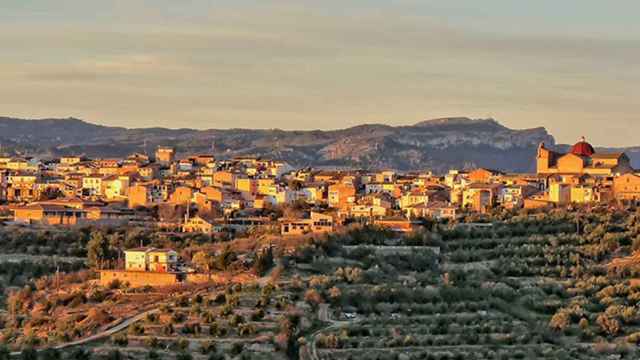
[1,116,638,173]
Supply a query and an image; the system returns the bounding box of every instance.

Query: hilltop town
[2,138,640,359]
[1,137,639,231]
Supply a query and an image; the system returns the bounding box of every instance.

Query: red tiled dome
[570,137,595,157]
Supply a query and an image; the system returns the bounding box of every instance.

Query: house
[213,171,236,188]
[613,173,640,201]
[128,184,149,208]
[169,186,193,205]
[235,177,257,194]
[193,154,215,166]
[60,156,83,165]
[82,175,104,197]
[549,183,571,205]
[298,183,325,204]
[155,147,175,164]
[499,185,539,209]
[463,183,502,212]
[570,185,596,203]
[99,247,181,288]
[6,173,40,202]
[374,170,396,183]
[11,203,87,225]
[468,168,505,183]
[138,164,160,180]
[280,212,334,236]
[125,247,178,272]
[374,217,420,233]
[328,183,356,209]
[183,215,216,234]
[6,158,39,172]
[405,201,459,220]
[399,187,448,210]
[349,194,393,219]
[103,175,130,201]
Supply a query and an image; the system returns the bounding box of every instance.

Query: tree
[304,289,323,309]
[192,251,213,273]
[39,348,61,360]
[19,348,37,360]
[0,346,9,360]
[216,246,236,271]
[105,350,123,360]
[549,311,570,332]
[328,286,342,304]
[579,317,589,330]
[596,314,621,337]
[253,246,274,276]
[68,349,92,360]
[87,231,112,269]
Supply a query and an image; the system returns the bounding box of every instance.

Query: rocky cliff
[0,116,587,173]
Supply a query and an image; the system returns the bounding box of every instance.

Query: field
[291,209,640,360]
[3,207,640,359]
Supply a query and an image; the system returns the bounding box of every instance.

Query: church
[537,137,633,176]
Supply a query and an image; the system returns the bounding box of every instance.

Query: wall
[99,270,179,287]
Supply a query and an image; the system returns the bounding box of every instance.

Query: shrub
[111,333,128,347]
[144,337,160,348]
[128,322,145,336]
[175,338,189,351]
[200,341,217,354]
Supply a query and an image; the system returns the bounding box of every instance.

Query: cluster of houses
[1,138,639,238]
[2,138,640,286]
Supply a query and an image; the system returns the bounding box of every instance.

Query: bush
[19,347,37,360]
[111,333,128,347]
[128,322,145,336]
[175,338,189,351]
[144,337,160,348]
[200,341,217,354]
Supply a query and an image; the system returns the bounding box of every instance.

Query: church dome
[570,137,595,157]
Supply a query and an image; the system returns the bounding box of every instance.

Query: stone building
[537,137,633,176]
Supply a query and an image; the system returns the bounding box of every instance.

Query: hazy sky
[1,1,638,146]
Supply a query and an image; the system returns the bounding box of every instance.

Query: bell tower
[536,142,551,174]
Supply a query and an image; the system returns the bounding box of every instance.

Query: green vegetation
[5,207,640,359]
[286,208,640,359]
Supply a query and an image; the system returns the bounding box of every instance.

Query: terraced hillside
[292,209,640,360]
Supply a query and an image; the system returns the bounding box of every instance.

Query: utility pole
[54,256,60,295]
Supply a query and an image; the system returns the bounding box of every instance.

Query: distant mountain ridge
[1,116,637,173]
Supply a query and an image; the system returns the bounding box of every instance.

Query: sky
[1,0,639,146]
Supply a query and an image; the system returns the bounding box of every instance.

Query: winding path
[306,304,357,360]
[10,308,159,357]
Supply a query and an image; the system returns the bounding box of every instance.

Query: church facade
[537,138,633,176]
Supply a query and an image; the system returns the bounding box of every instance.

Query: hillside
[0,116,628,173]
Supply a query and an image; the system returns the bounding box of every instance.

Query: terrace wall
[99,270,179,287]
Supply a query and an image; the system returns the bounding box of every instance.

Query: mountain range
[1,116,638,173]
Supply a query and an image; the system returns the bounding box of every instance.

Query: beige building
[613,173,640,201]
[155,147,175,164]
[125,247,178,273]
[549,183,571,205]
[280,212,334,236]
[182,215,215,234]
[537,138,633,176]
